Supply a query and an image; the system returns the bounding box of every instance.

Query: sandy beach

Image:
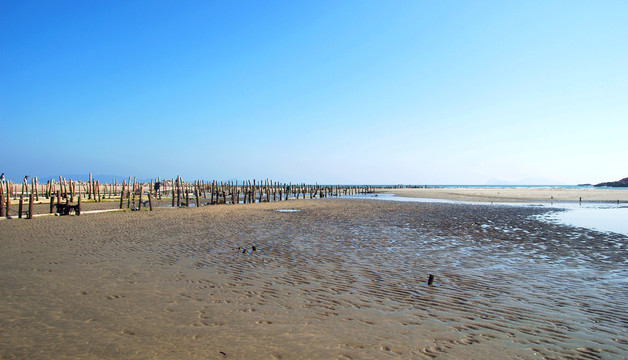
[1,198,626,359]
[376,187,628,203]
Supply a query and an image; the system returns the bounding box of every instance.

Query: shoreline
[375,187,628,203]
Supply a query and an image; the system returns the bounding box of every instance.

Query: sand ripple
[1,199,626,359]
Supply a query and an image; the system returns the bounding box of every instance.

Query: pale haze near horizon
[1,1,626,185]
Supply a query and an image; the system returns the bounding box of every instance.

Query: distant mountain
[594,177,628,187]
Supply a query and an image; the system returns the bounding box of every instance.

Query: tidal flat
[1,199,626,359]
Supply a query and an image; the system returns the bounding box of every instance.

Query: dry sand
[376,187,628,203]
[1,199,626,359]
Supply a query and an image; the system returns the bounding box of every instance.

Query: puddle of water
[541,206,628,235]
[275,209,301,213]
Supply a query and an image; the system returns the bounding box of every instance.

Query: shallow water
[541,206,628,236]
[353,193,628,236]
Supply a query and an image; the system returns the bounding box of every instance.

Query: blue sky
[1,1,626,184]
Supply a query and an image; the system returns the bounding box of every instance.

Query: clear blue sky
[1,1,626,184]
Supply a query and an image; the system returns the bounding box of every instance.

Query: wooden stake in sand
[119,181,125,209]
[5,195,10,218]
[33,177,39,201]
[427,274,435,286]
[28,193,34,219]
[171,179,176,207]
[88,174,92,200]
[0,193,4,217]
[195,186,200,208]
[177,177,181,207]
[138,187,143,211]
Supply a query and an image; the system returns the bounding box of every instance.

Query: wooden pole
[18,195,23,218]
[67,179,72,202]
[5,194,10,218]
[88,174,92,200]
[58,177,63,199]
[210,180,215,204]
[0,193,4,217]
[64,177,69,199]
[148,193,153,211]
[127,183,131,209]
[177,177,181,207]
[32,177,38,201]
[28,193,34,219]
[132,186,136,209]
[171,179,176,207]
[119,181,125,209]
[195,186,200,207]
[138,187,143,211]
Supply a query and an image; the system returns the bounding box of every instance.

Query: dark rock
[594,177,628,187]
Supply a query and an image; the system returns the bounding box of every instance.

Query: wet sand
[1,199,626,359]
[377,187,628,203]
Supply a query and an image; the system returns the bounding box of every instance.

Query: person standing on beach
[0,173,5,183]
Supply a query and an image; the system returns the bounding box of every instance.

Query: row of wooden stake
[1,175,374,219]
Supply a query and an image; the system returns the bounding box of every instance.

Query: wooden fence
[0,174,375,219]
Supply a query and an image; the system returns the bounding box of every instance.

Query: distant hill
[594,177,628,187]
